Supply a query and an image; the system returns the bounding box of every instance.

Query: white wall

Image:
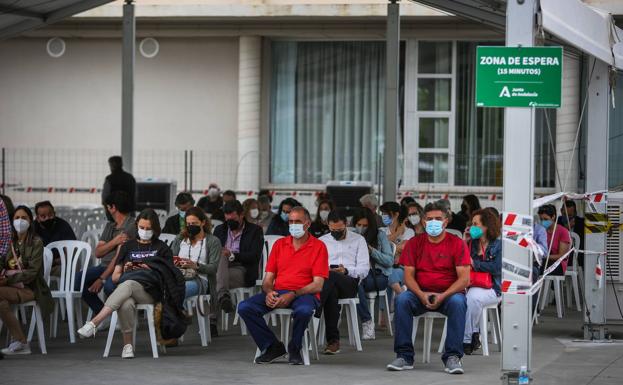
[0,36,239,205]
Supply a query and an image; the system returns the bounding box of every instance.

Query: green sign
[475,46,563,108]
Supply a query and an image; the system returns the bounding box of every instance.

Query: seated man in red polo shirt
[387,200,470,374]
[238,206,329,365]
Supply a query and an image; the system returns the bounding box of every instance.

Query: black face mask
[227,219,240,231]
[331,229,345,241]
[187,224,201,237]
[40,218,55,228]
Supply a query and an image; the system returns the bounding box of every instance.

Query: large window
[269,41,403,184]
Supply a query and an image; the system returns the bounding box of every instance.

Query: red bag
[469,241,493,289]
[469,271,493,289]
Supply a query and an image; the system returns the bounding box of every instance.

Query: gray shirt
[99,215,136,265]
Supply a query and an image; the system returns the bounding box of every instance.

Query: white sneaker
[77,321,97,339]
[1,341,31,355]
[121,344,135,359]
[362,320,376,340]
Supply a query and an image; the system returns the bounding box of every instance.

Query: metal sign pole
[383,0,400,203]
[502,0,537,383]
[121,0,135,173]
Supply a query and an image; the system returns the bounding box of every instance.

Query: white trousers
[463,287,500,343]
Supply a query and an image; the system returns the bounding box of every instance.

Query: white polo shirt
[319,230,370,280]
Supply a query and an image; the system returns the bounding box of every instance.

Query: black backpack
[160,301,187,340]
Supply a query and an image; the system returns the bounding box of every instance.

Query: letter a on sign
[499,86,511,98]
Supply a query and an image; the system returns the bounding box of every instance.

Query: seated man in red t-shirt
[238,207,329,365]
[387,201,470,374]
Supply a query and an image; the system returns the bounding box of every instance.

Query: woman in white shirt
[169,207,222,299]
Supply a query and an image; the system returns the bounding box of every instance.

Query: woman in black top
[77,209,172,359]
[309,199,334,238]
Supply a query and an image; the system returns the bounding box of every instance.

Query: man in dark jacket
[33,200,77,276]
[102,156,136,215]
[162,192,195,235]
[213,200,264,310]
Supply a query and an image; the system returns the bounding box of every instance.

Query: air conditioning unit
[135,178,177,215]
[605,194,623,322]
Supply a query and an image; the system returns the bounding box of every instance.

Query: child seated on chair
[77,209,184,359]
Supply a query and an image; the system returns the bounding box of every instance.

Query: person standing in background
[102,156,136,219]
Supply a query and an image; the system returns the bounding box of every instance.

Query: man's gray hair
[290,206,311,222]
[359,193,379,207]
[424,200,450,218]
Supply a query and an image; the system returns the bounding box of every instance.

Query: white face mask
[13,219,30,234]
[138,228,153,241]
[408,214,421,226]
[249,209,259,219]
[319,210,330,222]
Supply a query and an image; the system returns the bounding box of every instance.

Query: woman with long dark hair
[352,209,394,340]
[309,199,334,238]
[0,206,52,355]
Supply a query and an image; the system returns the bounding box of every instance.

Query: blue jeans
[185,280,201,298]
[357,272,389,323]
[393,290,467,364]
[238,291,318,353]
[76,266,117,314]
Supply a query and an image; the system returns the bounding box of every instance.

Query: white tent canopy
[413,0,623,70]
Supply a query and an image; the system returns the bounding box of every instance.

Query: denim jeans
[393,290,467,364]
[76,266,117,314]
[185,280,201,298]
[238,291,318,353]
[356,272,389,323]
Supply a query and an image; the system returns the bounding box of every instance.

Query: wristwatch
[99,277,106,284]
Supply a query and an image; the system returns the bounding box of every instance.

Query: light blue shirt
[533,223,548,263]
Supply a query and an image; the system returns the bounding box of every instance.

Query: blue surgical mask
[289,223,305,239]
[280,212,289,222]
[179,210,186,219]
[425,220,444,237]
[381,214,392,226]
[469,225,484,240]
[541,219,553,229]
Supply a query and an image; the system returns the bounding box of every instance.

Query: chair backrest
[260,235,284,280]
[47,240,92,293]
[42,247,54,285]
[80,228,102,266]
[159,233,177,248]
[211,219,223,229]
[570,232,581,271]
[446,229,463,239]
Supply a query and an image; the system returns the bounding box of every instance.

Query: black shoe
[0,352,4,360]
[288,349,304,365]
[210,322,219,338]
[471,332,481,351]
[255,341,287,364]
[463,343,473,355]
[219,294,235,314]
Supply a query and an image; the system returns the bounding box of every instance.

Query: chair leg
[495,308,502,352]
[103,312,117,358]
[198,310,208,347]
[539,280,551,311]
[302,329,311,366]
[51,301,59,338]
[146,308,159,358]
[411,317,419,346]
[565,277,573,309]
[75,299,84,328]
[423,317,432,363]
[19,306,27,325]
[481,309,489,356]
[344,306,354,346]
[437,318,447,354]
[317,314,325,347]
[384,295,393,336]
[35,306,47,354]
[27,309,36,342]
[572,275,582,311]
[490,308,499,345]
[553,280,563,318]
[348,304,362,351]
[310,318,319,361]
[66,295,76,343]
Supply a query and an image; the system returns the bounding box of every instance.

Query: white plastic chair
[48,240,91,343]
[317,297,363,351]
[158,233,177,248]
[1,248,54,354]
[80,228,102,261]
[253,308,318,365]
[539,275,565,318]
[103,304,161,358]
[412,312,448,363]
[211,220,224,230]
[365,290,393,336]
[184,294,211,347]
[446,229,464,239]
[480,303,502,356]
